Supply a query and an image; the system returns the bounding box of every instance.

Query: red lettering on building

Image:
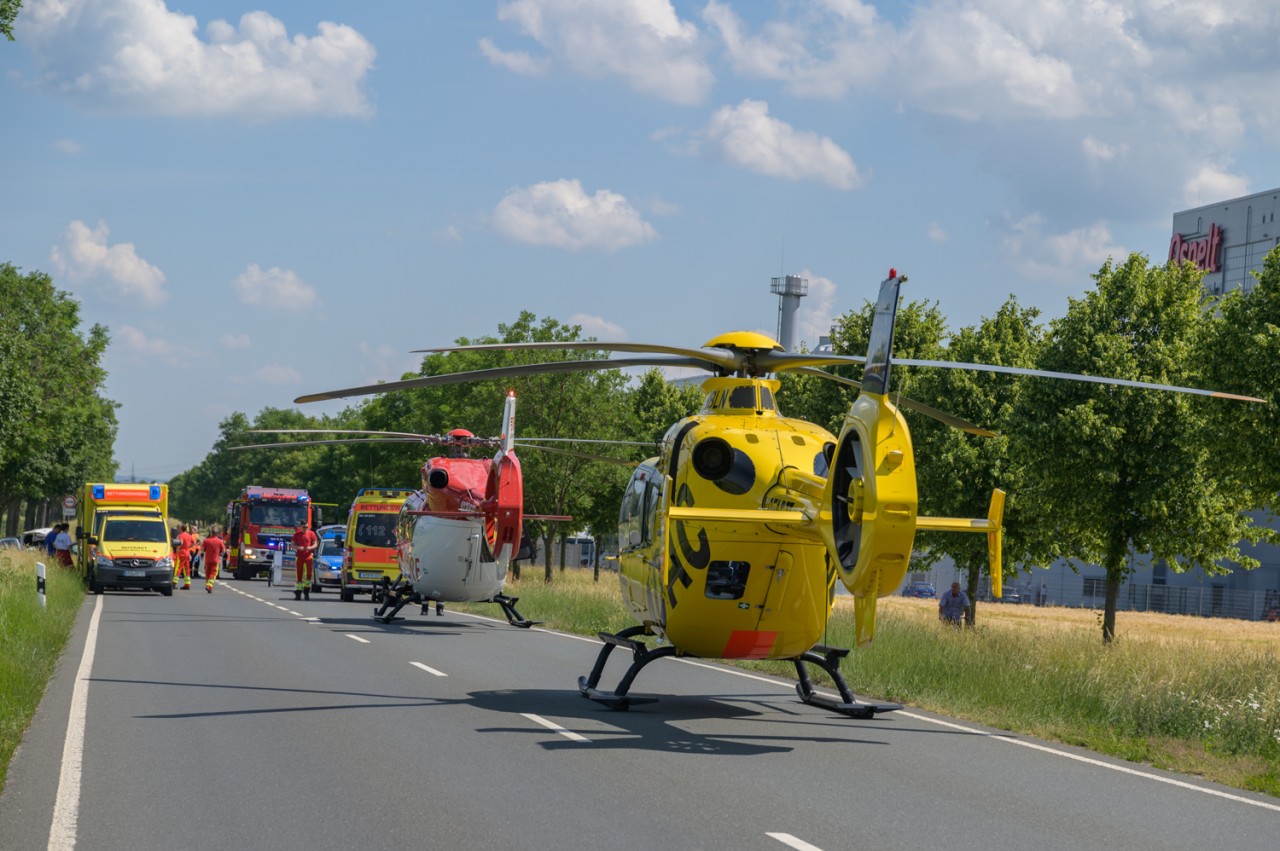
[1168,223,1222,273]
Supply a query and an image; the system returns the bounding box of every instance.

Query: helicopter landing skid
[578,625,673,710]
[489,594,542,628]
[792,644,902,719]
[372,578,418,624]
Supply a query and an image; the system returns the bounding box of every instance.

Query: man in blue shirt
[938,581,969,626]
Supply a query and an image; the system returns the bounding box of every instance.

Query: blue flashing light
[299,495,309,502]
[92,484,105,499]
[149,485,161,501]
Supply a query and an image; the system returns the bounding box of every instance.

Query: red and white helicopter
[238,392,571,627]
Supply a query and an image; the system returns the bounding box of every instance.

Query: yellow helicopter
[294,269,1262,717]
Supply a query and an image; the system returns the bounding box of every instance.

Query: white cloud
[50,220,168,305]
[569,313,628,340]
[219,333,252,350]
[231,264,317,310]
[927,222,949,243]
[256,363,302,384]
[115,324,176,356]
[487,0,712,104]
[1002,214,1128,284]
[697,100,862,190]
[1082,136,1128,164]
[22,0,376,118]
[702,0,886,98]
[1183,165,1249,207]
[493,179,658,251]
[478,36,549,76]
[356,341,418,383]
[53,139,82,155]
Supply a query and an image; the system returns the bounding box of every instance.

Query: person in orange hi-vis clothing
[291,521,318,601]
[200,527,226,593]
[176,524,196,589]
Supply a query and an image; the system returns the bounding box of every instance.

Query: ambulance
[340,487,413,602]
[76,483,174,596]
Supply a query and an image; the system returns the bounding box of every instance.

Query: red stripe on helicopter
[722,630,778,659]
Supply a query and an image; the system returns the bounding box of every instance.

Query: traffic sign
[62,495,78,509]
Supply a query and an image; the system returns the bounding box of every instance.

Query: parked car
[0,537,22,550]
[20,528,53,548]
[313,534,346,593]
[902,581,936,598]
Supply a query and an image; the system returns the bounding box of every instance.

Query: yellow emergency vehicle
[340,487,413,602]
[76,483,174,596]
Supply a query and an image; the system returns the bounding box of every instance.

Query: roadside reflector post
[37,562,47,608]
[271,549,282,587]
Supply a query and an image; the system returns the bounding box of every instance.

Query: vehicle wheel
[340,586,354,602]
[160,585,173,597]
[312,582,321,593]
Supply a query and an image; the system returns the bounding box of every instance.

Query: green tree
[1200,247,1280,509]
[2,1,21,42]
[1012,254,1262,642]
[910,298,1044,622]
[0,264,118,510]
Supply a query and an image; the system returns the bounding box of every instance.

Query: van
[77,483,173,596]
[340,488,413,602]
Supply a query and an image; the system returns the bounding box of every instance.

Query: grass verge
[456,569,1280,798]
[0,551,84,790]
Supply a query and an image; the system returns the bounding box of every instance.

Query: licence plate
[122,570,145,577]
[358,571,383,579]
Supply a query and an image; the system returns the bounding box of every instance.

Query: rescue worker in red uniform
[200,528,226,593]
[175,524,196,589]
[292,521,318,601]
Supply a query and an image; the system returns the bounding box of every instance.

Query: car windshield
[249,504,307,527]
[319,539,345,557]
[353,513,396,548]
[102,519,169,543]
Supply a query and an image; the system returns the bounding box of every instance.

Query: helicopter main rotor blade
[513,442,641,467]
[229,437,431,451]
[249,428,437,440]
[792,367,998,437]
[892,359,1266,403]
[411,340,741,372]
[294,356,711,404]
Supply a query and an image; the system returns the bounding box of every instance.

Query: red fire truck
[225,486,317,581]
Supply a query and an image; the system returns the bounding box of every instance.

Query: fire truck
[225,486,317,581]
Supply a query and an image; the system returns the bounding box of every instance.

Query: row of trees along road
[173,253,1280,642]
[0,264,119,534]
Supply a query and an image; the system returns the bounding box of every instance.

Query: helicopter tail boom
[915,488,1007,599]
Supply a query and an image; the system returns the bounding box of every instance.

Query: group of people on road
[172,524,226,593]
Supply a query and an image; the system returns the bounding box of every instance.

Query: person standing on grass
[53,524,74,567]
[938,581,968,626]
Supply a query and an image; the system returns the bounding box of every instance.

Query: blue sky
[3,1,1277,482]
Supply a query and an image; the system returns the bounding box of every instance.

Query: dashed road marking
[345,634,370,644]
[410,661,448,677]
[767,833,823,851]
[521,713,589,743]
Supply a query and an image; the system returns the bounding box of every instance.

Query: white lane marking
[521,713,590,742]
[48,593,104,850]
[452,611,1280,813]
[410,661,448,677]
[345,634,370,644]
[286,610,302,617]
[304,617,321,623]
[767,833,824,851]
[895,710,1280,813]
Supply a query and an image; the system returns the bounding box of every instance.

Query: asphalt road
[2,579,1277,851]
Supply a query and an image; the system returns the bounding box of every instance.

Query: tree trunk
[1102,566,1121,644]
[559,535,567,573]
[542,534,553,582]
[23,499,38,532]
[4,501,19,536]
[964,567,980,627]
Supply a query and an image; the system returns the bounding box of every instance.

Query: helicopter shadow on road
[89,676,450,721]
[309,613,487,639]
[463,688,893,756]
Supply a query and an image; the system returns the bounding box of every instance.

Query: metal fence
[1081,583,1280,622]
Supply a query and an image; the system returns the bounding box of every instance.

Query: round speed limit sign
[62,495,78,509]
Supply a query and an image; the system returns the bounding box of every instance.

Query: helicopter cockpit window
[759,386,775,411]
[619,475,647,549]
[643,480,662,546]
[728,386,756,408]
[705,560,750,600]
